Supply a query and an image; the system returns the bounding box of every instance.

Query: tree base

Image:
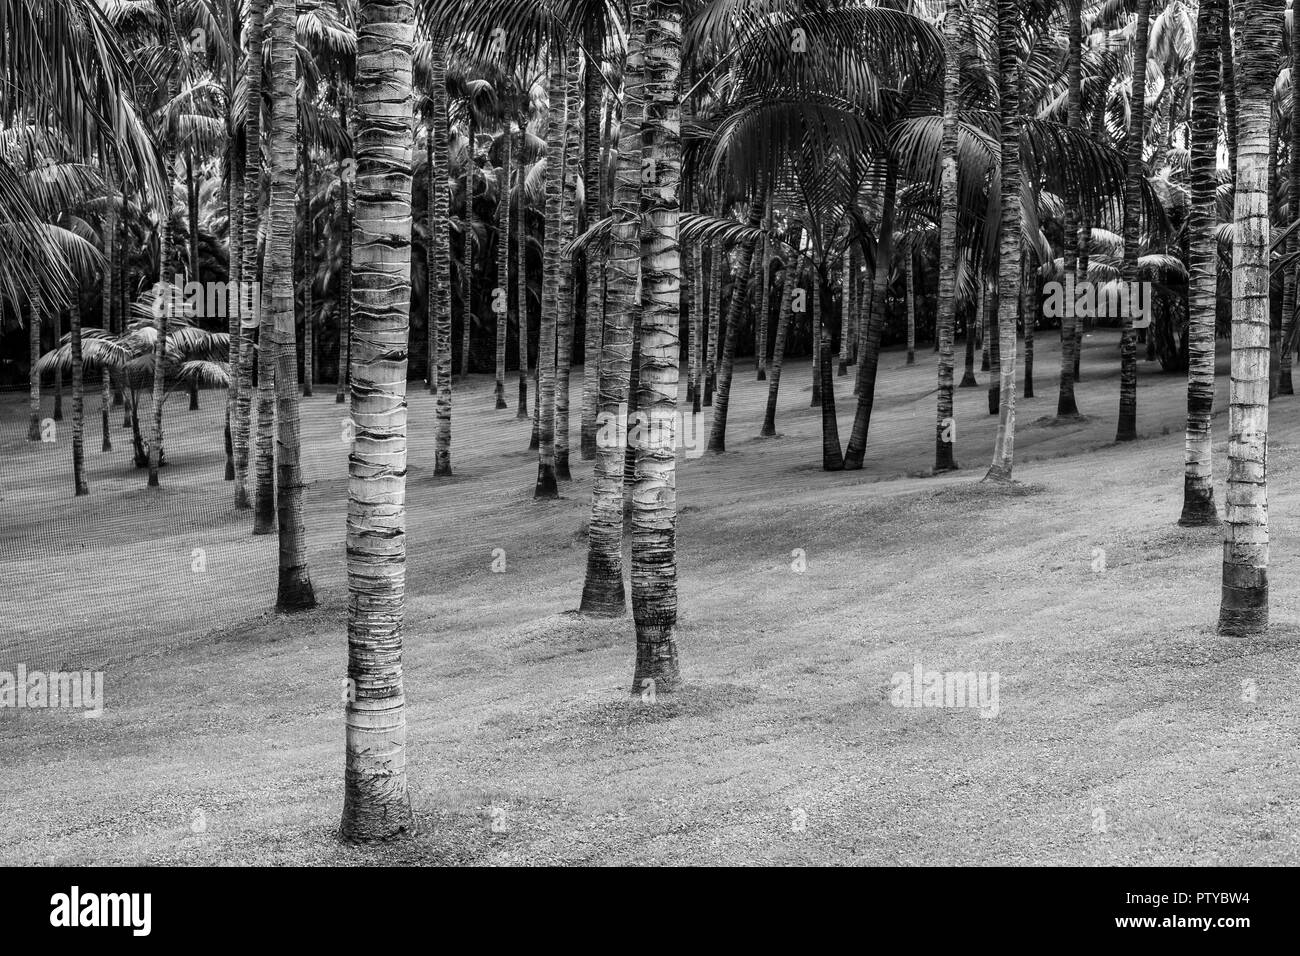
[958,372,978,388]
[534,463,559,498]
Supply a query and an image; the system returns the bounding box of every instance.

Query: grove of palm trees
[2,0,1298,874]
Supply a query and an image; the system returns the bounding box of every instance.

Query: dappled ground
[2,329,1298,865]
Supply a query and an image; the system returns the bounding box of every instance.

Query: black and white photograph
[0,0,1290,917]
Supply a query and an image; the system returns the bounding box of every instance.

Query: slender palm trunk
[691,241,704,412]
[985,0,1024,481]
[301,139,315,398]
[70,297,87,496]
[580,5,644,617]
[1283,1,1299,395]
[460,127,474,382]
[1058,0,1083,416]
[555,45,581,481]
[706,195,766,453]
[760,225,802,436]
[817,273,843,470]
[27,297,41,441]
[580,32,604,453]
[1116,0,1152,442]
[1181,0,1223,526]
[266,0,315,610]
[758,232,772,379]
[516,130,530,420]
[337,100,353,404]
[234,0,265,508]
[935,2,962,469]
[340,0,417,843]
[495,135,510,409]
[430,41,453,475]
[535,40,565,498]
[1021,253,1034,398]
[1218,0,1279,635]
[226,142,241,478]
[704,241,721,405]
[103,169,117,453]
[843,159,898,469]
[632,0,683,694]
[148,148,176,489]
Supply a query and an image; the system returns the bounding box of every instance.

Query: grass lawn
[1,328,1297,865]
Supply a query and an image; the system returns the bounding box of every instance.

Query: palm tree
[631,0,682,695]
[340,0,418,844]
[534,34,564,499]
[1180,0,1222,526]
[1218,0,1281,635]
[933,0,961,473]
[1116,0,1153,442]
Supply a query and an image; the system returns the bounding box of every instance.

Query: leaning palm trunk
[27,296,41,441]
[935,0,961,471]
[580,4,645,617]
[555,45,581,481]
[632,0,683,694]
[843,159,898,469]
[234,0,266,508]
[760,225,802,436]
[1218,0,1279,635]
[534,39,565,498]
[706,195,766,453]
[70,297,87,496]
[340,0,418,844]
[267,0,315,611]
[984,0,1024,482]
[1180,0,1222,526]
[430,40,453,475]
[1116,0,1151,442]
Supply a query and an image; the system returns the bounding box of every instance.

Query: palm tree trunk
[534,39,565,498]
[103,167,117,453]
[580,30,604,453]
[1181,0,1223,526]
[70,297,87,496]
[1021,252,1034,398]
[704,241,721,405]
[253,277,277,531]
[959,302,978,387]
[225,140,241,479]
[337,106,353,405]
[985,279,1000,414]
[1116,0,1152,442]
[266,0,315,609]
[761,224,802,436]
[706,195,766,453]
[1218,0,1279,634]
[516,128,530,420]
[817,272,843,470]
[430,40,453,474]
[1283,4,1299,395]
[632,0,683,695]
[340,0,417,843]
[1058,0,1083,416]
[936,0,962,469]
[759,233,773,379]
[843,158,898,469]
[495,135,510,409]
[580,6,644,617]
[148,146,176,489]
[836,246,850,375]
[1222,8,1239,174]
[555,45,581,481]
[27,296,41,441]
[691,240,704,411]
[301,138,315,398]
[905,249,916,365]
[985,0,1024,481]
[234,0,265,508]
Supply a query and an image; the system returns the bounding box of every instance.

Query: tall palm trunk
[234,0,266,508]
[70,297,87,496]
[460,126,474,382]
[760,225,803,436]
[267,0,315,610]
[555,45,581,481]
[253,274,277,529]
[843,158,897,469]
[984,0,1024,482]
[103,168,117,453]
[534,39,565,498]
[1058,0,1083,416]
[580,3,645,617]
[706,195,766,453]
[935,0,962,470]
[632,0,683,694]
[226,141,241,478]
[516,128,530,419]
[337,97,353,404]
[300,138,315,398]
[340,0,417,843]
[1218,0,1280,635]
[430,40,453,475]
[704,241,721,405]
[148,147,176,489]
[495,134,510,409]
[1222,9,1239,173]
[1283,1,1299,395]
[817,272,843,469]
[691,240,704,411]
[905,249,915,364]
[580,29,604,455]
[836,243,851,377]
[1116,0,1152,442]
[27,296,41,441]
[1021,252,1034,398]
[1180,0,1223,526]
